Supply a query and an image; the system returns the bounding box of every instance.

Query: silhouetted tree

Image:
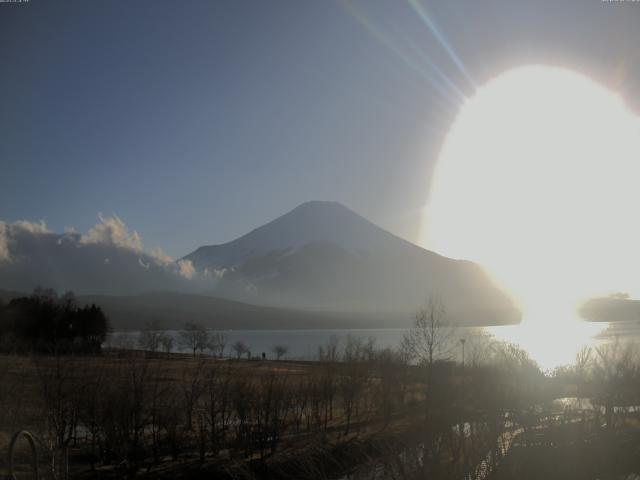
[0,288,109,353]
[138,320,163,354]
[317,335,340,362]
[590,339,640,430]
[271,344,289,360]
[402,295,454,367]
[207,331,227,358]
[232,340,249,359]
[159,332,174,354]
[179,322,209,357]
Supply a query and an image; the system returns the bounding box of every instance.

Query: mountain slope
[76,292,406,331]
[185,201,520,324]
[187,201,426,267]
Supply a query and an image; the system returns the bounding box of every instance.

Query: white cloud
[0,219,51,263]
[11,220,50,235]
[176,259,195,279]
[149,247,173,266]
[81,214,142,252]
[57,226,79,245]
[203,267,229,280]
[0,214,202,284]
[0,222,9,263]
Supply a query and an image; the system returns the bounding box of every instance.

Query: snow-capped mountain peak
[185,201,418,269]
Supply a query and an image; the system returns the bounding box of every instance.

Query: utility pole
[460,338,466,368]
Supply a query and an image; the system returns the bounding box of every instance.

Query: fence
[4,430,68,480]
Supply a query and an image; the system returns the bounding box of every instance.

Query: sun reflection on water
[486,315,608,372]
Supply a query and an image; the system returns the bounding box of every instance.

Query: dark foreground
[3,341,640,479]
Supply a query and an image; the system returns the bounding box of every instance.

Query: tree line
[112,320,291,361]
[0,288,110,354]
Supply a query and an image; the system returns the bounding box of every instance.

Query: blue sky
[1,0,639,258]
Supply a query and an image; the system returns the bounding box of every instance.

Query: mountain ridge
[0,201,521,326]
[184,201,520,323]
[185,201,442,270]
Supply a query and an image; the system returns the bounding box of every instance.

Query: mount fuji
[184,201,519,325]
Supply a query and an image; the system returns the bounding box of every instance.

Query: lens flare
[424,66,640,368]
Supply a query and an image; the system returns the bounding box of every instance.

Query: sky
[1,0,639,258]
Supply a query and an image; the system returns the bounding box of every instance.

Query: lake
[109,320,640,371]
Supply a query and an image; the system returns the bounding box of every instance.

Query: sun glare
[425,65,640,369]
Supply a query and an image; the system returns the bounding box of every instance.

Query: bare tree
[464,330,493,368]
[230,375,254,455]
[146,362,171,465]
[208,331,227,358]
[401,296,454,367]
[202,363,234,455]
[317,335,340,362]
[181,360,206,431]
[159,332,174,354]
[343,334,364,363]
[35,356,80,455]
[232,340,249,359]
[373,348,408,426]
[591,339,640,430]
[339,357,369,434]
[257,373,291,456]
[271,344,289,360]
[76,359,107,470]
[138,320,163,354]
[179,322,210,357]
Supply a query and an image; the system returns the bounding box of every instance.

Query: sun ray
[339,1,466,107]
[407,0,476,89]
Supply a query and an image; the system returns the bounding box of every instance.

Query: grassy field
[3,344,640,480]
[0,351,427,479]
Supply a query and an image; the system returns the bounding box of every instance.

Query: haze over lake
[112,320,640,371]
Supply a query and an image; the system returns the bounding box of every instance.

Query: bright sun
[425,65,640,369]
